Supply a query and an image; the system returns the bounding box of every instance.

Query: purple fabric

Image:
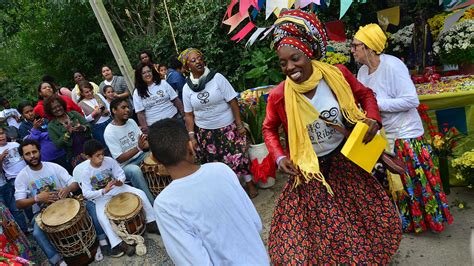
[25,128,66,162]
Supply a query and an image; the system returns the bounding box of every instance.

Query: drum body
[38,198,98,266]
[141,154,172,197]
[105,192,146,235]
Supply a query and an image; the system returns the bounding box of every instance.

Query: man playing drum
[78,139,158,257]
[14,139,106,265]
[103,97,154,204]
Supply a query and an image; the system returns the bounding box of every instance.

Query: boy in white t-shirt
[0,98,21,141]
[0,127,28,233]
[79,139,159,257]
[149,119,269,265]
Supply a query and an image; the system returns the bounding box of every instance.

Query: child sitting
[78,139,158,257]
[148,119,269,265]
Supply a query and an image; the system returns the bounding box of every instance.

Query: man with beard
[14,139,108,265]
[103,97,154,204]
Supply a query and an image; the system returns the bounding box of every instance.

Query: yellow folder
[341,122,387,173]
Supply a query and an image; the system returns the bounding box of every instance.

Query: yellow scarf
[285,60,366,194]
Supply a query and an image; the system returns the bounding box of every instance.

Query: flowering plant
[321,51,350,65]
[326,40,351,56]
[418,103,462,157]
[452,149,474,186]
[387,23,413,58]
[239,89,270,144]
[433,19,474,65]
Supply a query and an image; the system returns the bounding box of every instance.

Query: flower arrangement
[428,12,449,40]
[239,89,269,144]
[418,104,462,157]
[326,40,351,56]
[452,149,474,186]
[387,23,414,57]
[433,19,474,65]
[321,51,350,65]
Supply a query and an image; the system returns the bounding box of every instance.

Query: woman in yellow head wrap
[263,10,401,264]
[352,24,453,234]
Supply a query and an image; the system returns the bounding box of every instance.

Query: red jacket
[34,95,84,120]
[262,64,382,160]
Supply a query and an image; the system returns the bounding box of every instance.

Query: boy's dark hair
[168,56,183,70]
[44,95,67,117]
[0,98,8,105]
[17,101,33,114]
[109,97,129,115]
[19,139,41,157]
[0,127,5,135]
[148,119,188,166]
[83,139,105,157]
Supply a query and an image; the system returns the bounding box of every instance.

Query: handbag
[321,116,406,175]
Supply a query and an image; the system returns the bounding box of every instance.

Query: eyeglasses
[350,43,365,49]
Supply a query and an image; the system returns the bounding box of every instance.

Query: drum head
[107,192,141,218]
[143,153,157,165]
[42,198,80,227]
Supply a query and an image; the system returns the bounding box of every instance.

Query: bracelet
[34,195,39,203]
[236,124,244,130]
[137,145,143,152]
[188,131,195,137]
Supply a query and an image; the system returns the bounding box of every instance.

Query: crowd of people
[0,9,453,265]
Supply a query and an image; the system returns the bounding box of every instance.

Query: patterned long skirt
[0,203,34,262]
[195,122,250,177]
[268,153,402,264]
[394,137,453,233]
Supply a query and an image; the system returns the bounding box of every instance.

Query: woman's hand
[278,157,298,175]
[363,118,380,144]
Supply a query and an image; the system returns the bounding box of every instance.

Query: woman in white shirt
[180,48,258,198]
[77,81,111,152]
[133,63,184,133]
[352,24,453,234]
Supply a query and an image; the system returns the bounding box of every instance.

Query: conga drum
[38,198,98,266]
[141,153,172,197]
[105,192,146,236]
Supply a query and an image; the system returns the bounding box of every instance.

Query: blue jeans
[123,152,154,204]
[0,180,28,233]
[33,200,106,264]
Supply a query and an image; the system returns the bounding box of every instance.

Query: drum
[141,153,172,197]
[105,192,146,236]
[38,198,98,266]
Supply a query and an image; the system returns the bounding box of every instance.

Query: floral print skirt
[394,137,453,233]
[195,123,250,177]
[0,203,34,262]
[268,153,402,264]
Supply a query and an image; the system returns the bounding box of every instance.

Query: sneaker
[146,222,160,234]
[118,242,135,257]
[109,246,125,258]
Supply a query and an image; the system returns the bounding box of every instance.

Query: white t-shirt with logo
[104,119,143,166]
[305,79,345,156]
[182,73,238,129]
[78,157,126,201]
[0,142,26,179]
[0,108,21,128]
[133,81,178,126]
[14,162,74,213]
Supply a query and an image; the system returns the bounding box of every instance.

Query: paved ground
[32,174,474,265]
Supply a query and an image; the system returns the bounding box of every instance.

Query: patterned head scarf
[273,10,328,60]
[178,48,203,67]
[354,24,387,54]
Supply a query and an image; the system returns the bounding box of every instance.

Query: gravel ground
[29,174,473,265]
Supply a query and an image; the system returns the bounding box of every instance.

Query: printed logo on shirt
[197,91,210,104]
[156,90,164,97]
[142,93,168,109]
[29,176,58,196]
[307,107,339,144]
[90,168,114,190]
[119,131,137,153]
[3,147,22,168]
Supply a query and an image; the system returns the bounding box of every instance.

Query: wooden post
[89,0,134,93]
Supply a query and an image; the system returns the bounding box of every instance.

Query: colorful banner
[246,27,267,47]
[266,0,288,19]
[231,21,256,42]
[339,0,353,19]
[223,12,249,34]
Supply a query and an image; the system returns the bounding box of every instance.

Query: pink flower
[225,130,235,140]
[207,144,217,154]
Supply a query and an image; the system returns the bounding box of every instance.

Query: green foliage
[241,46,283,90]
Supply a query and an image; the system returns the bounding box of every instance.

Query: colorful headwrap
[272,10,328,60]
[354,24,387,54]
[178,48,203,66]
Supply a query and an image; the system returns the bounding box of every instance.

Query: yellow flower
[459,203,465,209]
[433,135,445,149]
